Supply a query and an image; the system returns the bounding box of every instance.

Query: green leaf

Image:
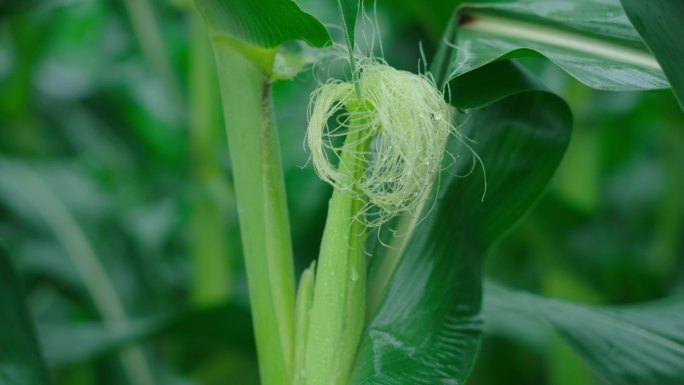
[447,59,547,109]
[0,244,52,385]
[485,281,684,385]
[353,61,572,385]
[620,0,684,110]
[195,0,330,48]
[449,0,668,91]
[195,0,330,70]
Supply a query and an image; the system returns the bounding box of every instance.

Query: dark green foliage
[0,245,52,385]
[486,281,684,385]
[620,0,684,109]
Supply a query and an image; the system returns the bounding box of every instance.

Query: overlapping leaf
[620,0,684,109]
[448,0,668,91]
[351,61,572,385]
[485,281,684,385]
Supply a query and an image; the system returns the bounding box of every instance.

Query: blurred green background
[1,1,682,384]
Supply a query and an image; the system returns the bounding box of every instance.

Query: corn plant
[1,0,683,385]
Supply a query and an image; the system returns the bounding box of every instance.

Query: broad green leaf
[485,281,684,385]
[195,0,330,70]
[620,0,684,110]
[352,61,572,385]
[195,0,330,48]
[447,59,546,109]
[449,0,668,91]
[0,244,52,385]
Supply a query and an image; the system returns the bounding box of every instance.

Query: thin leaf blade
[337,0,360,95]
[337,0,359,51]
